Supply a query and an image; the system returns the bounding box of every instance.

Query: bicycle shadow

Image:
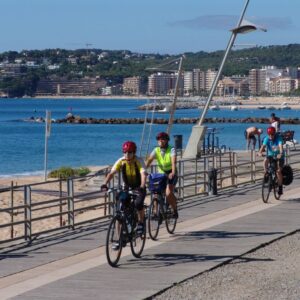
[172,230,284,241]
[277,197,300,203]
[119,229,281,269]
[120,252,273,269]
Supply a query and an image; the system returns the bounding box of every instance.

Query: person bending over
[146,132,178,219]
[258,126,284,195]
[244,126,263,150]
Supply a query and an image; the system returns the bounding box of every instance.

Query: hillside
[0,44,300,97]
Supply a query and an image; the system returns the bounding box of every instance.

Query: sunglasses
[123,151,134,154]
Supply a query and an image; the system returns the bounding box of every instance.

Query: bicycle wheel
[130,216,146,258]
[106,216,123,267]
[165,202,177,234]
[273,177,281,200]
[147,198,161,240]
[262,174,271,203]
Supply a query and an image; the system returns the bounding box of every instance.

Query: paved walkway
[1,175,300,300]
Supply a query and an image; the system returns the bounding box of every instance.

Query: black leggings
[117,188,146,211]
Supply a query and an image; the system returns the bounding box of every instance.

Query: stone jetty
[50,115,300,125]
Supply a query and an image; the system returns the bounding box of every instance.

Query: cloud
[249,16,294,30]
[169,15,294,31]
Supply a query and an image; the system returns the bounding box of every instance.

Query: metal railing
[1,145,300,246]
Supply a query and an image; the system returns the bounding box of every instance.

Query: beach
[33,94,300,104]
[0,166,108,241]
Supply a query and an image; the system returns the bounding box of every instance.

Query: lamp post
[183,0,265,158]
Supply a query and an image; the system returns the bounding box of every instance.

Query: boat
[280,102,291,110]
[268,106,276,110]
[257,105,266,109]
[230,105,238,111]
[210,105,220,111]
[280,105,291,110]
[157,104,170,113]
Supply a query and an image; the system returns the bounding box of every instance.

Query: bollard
[173,134,183,157]
[173,134,182,150]
[208,168,218,195]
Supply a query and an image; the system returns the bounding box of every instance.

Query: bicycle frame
[106,188,146,267]
[262,156,281,203]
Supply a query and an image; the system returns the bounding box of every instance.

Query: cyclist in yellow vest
[101,141,147,239]
[146,132,178,218]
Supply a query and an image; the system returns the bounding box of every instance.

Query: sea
[0,98,299,177]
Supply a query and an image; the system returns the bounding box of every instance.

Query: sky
[1,0,299,54]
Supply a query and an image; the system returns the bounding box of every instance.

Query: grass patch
[48,166,91,179]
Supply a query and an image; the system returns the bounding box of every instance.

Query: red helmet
[122,141,136,153]
[156,132,169,141]
[267,127,276,135]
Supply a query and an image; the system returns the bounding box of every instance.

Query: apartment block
[36,77,107,96]
[268,77,295,94]
[205,69,217,92]
[183,71,193,95]
[123,76,145,95]
[193,69,206,94]
[148,72,183,96]
[0,63,24,77]
[249,69,267,95]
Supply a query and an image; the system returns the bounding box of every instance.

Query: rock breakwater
[50,116,300,125]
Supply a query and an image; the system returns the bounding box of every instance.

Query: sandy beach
[0,166,108,242]
[34,95,300,109]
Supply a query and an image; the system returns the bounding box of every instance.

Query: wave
[0,170,44,179]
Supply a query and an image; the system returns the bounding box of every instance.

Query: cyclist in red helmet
[146,132,178,219]
[101,141,147,236]
[258,126,284,195]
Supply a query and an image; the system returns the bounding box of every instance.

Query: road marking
[0,189,299,299]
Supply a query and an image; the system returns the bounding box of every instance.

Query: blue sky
[1,0,299,54]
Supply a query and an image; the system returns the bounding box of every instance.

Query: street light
[183,0,266,158]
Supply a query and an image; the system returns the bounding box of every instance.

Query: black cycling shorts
[117,188,146,211]
[164,170,178,186]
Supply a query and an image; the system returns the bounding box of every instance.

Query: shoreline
[3,95,300,103]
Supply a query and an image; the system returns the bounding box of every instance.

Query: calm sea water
[0,98,299,177]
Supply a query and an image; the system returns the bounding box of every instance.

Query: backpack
[148,173,167,192]
[282,165,293,186]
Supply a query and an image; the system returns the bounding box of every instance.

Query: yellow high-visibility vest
[155,146,172,173]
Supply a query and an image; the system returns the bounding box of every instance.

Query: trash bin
[173,134,183,150]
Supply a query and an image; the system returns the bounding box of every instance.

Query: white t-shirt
[271,121,279,132]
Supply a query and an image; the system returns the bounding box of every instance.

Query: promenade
[1,174,300,299]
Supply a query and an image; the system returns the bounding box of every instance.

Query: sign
[46,110,51,137]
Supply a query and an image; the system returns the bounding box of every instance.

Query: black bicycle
[262,156,281,203]
[147,173,177,240]
[105,188,146,267]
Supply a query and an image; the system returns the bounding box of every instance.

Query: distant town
[0,45,300,98]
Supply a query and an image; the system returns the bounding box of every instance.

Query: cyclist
[146,132,178,219]
[244,126,263,150]
[101,141,147,239]
[258,126,284,195]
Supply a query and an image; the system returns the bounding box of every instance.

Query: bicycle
[262,156,281,203]
[105,188,146,267]
[147,173,177,241]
